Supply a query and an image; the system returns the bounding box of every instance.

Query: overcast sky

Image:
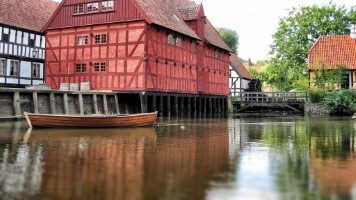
[53,0,355,61]
[196,0,355,61]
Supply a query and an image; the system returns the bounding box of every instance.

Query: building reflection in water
[0,118,236,200]
[308,119,356,198]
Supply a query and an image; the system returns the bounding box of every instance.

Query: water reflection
[0,119,234,200]
[0,117,356,199]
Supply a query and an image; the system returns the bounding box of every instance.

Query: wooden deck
[233,92,307,113]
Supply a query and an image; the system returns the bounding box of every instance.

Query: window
[75,63,87,73]
[2,28,9,42]
[29,34,35,47]
[94,62,106,72]
[77,35,89,45]
[10,60,19,76]
[87,3,99,13]
[215,50,220,59]
[0,59,5,75]
[168,34,175,45]
[73,4,84,14]
[32,63,40,78]
[102,1,114,11]
[16,31,22,44]
[176,36,182,47]
[94,34,107,44]
[23,32,29,45]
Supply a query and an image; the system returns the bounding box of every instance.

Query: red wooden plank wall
[146,27,198,94]
[145,25,229,96]
[45,21,146,91]
[46,0,145,30]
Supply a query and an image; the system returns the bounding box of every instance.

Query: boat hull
[24,112,158,128]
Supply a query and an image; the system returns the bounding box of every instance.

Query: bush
[308,89,325,103]
[322,90,356,114]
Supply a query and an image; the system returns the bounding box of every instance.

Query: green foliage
[308,89,326,103]
[322,90,356,114]
[270,3,356,88]
[313,64,347,89]
[216,27,239,53]
[263,60,294,91]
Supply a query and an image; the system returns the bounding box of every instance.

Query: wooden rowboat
[24,111,158,128]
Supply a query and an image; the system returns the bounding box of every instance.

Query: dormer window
[87,3,99,13]
[73,4,84,14]
[102,1,114,11]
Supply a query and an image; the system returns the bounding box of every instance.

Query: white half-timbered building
[0,0,58,87]
[229,53,252,96]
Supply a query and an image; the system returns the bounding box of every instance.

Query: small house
[229,53,252,96]
[308,25,356,89]
[0,0,58,87]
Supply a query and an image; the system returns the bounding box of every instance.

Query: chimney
[351,24,356,39]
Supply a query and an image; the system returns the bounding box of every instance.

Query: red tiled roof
[0,0,59,32]
[178,4,200,21]
[135,0,199,39]
[309,35,356,70]
[205,19,232,52]
[229,53,252,79]
[135,0,231,51]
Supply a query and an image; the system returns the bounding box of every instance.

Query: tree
[216,27,239,53]
[270,3,356,88]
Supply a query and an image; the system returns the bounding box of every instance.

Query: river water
[0,116,355,200]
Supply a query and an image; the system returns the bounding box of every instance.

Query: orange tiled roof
[204,19,232,52]
[136,0,199,40]
[136,0,231,51]
[0,0,58,32]
[309,35,356,70]
[229,53,252,79]
[178,4,200,21]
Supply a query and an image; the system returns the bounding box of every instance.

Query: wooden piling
[93,94,98,114]
[32,92,39,114]
[114,94,120,114]
[78,94,84,115]
[50,93,56,114]
[13,92,21,116]
[174,96,179,117]
[159,95,164,117]
[103,94,109,114]
[63,93,69,114]
[166,96,171,117]
[187,97,191,116]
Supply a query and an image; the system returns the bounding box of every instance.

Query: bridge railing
[236,92,308,103]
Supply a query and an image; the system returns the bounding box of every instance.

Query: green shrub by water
[308,89,326,103]
[321,90,356,114]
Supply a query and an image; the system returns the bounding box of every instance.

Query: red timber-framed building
[42,0,232,117]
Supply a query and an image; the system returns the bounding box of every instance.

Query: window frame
[102,1,114,11]
[0,59,5,75]
[77,35,89,45]
[175,36,182,47]
[215,50,220,59]
[94,34,107,44]
[73,4,84,14]
[9,60,19,76]
[94,62,107,72]
[168,33,175,45]
[32,62,41,78]
[87,2,99,13]
[75,63,87,73]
